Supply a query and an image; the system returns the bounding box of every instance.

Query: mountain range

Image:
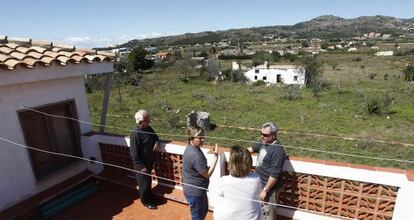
[120,15,414,48]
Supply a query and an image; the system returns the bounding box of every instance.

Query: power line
[0,136,355,220]
[1,99,414,164]
[93,111,414,147]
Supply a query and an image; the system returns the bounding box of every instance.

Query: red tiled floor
[31,181,213,220]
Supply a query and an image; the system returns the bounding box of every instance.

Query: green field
[87,53,414,170]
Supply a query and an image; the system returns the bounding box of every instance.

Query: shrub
[165,113,180,130]
[403,65,414,82]
[282,85,302,100]
[352,57,362,62]
[252,80,266,86]
[362,93,394,116]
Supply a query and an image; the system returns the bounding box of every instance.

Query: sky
[1,0,413,48]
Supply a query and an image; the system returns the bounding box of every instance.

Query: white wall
[0,76,93,210]
[84,134,414,219]
[0,62,113,87]
[244,67,305,85]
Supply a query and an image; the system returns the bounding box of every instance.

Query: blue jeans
[184,193,208,220]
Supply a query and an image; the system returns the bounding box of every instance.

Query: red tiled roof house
[0,36,113,213]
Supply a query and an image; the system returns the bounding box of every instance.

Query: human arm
[247,146,254,153]
[152,127,160,151]
[248,143,260,153]
[200,143,219,179]
[153,140,160,151]
[259,148,285,200]
[259,176,278,200]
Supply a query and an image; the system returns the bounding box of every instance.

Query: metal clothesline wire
[0,136,355,220]
[85,78,414,148]
[1,100,413,164]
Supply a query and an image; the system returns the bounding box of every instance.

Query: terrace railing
[82,132,414,220]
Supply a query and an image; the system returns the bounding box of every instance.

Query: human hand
[213,143,218,156]
[259,190,267,201]
[140,167,148,173]
[153,142,160,151]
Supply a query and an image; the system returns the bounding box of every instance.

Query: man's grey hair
[134,109,147,124]
[262,122,278,134]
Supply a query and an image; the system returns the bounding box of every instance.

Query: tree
[403,65,414,82]
[271,51,282,62]
[172,50,182,61]
[128,47,154,72]
[252,51,270,66]
[210,46,217,54]
[198,51,209,58]
[320,42,329,49]
[203,58,220,81]
[113,56,128,104]
[177,52,195,82]
[302,55,324,98]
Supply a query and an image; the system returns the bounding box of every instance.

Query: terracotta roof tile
[84,54,100,62]
[56,56,71,64]
[0,46,14,54]
[15,46,31,54]
[43,51,60,58]
[52,47,72,53]
[30,46,48,54]
[22,57,41,67]
[71,54,88,63]
[6,43,19,49]
[27,51,45,59]
[3,59,23,69]
[40,56,55,65]
[58,51,75,57]
[9,52,27,60]
[0,54,12,62]
[0,37,114,70]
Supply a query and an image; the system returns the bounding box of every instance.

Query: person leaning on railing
[182,125,219,220]
[213,146,263,220]
[130,109,160,210]
[248,122,286,220]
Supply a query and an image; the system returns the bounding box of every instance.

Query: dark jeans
[135,165,153,205]
[184,193,208,220]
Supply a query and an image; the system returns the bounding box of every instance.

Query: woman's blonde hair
[228,146,252,177]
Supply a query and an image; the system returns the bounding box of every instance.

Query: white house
[244,62,305,85]
[231,61,248,71]
[0,37,113,211]
[348,47,358,52]
[376,51,394,56]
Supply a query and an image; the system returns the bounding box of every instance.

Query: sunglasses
[261,132,272,137]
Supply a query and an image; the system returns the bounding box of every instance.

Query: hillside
[120,15,414,48]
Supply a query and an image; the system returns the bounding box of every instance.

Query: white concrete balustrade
[83,133,414,220]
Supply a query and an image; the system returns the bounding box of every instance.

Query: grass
[87,54,414,170]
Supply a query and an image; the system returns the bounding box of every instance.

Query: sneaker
[144,204,157,210]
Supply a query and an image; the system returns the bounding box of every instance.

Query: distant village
[104,31,410,86]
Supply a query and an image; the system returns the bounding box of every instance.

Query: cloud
[133,32,163,39]
[65,36,92,43]
[63,36,120,48]
[62,32,176,48]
